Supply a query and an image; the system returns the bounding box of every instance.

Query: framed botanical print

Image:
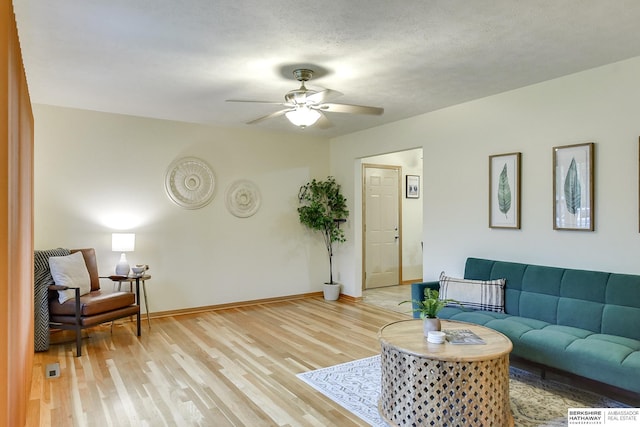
[489,152,521,229]
[553,142,594,231]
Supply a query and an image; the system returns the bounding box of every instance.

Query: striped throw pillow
[439,271,506,313]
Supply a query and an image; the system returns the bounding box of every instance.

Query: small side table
[108,275,151,328]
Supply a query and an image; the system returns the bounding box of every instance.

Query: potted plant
[298,176,349,300]
[400,288,459,334]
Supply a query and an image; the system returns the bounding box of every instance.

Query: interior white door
[364,165,401,289]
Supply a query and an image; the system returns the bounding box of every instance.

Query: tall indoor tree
[298,176,349,288]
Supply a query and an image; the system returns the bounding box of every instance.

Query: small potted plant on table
[401,288,459,334]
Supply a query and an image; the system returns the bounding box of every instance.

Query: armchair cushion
[48,251,92,304]
[49,290,135,317]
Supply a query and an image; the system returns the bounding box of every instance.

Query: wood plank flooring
[28,296,409,427]
[362,284,413,315]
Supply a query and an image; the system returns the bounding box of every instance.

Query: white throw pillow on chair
[48,251,91,304]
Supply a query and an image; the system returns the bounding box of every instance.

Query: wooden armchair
[48,248,140,356]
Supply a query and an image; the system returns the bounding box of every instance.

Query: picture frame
[406,175,420,199]
[489,152,521,229]
[553,142,594,231]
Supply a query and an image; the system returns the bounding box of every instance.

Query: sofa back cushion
[557,270,607,332]
[464,257,640,340]
[519,265,563,324]
[487,261,527,315]
[603,273,640,340]
[464,258,530,317]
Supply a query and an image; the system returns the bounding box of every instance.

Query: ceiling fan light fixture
[285,106,321,128]
[227,67,382,128]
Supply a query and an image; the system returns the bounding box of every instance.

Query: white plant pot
[423,318,441,336]
[323,283,341,301]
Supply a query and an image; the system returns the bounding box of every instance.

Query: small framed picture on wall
[406,175,420,199]
[553,142,594,231]
[489,152,521,229]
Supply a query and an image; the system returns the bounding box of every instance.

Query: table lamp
[112,233,135,276]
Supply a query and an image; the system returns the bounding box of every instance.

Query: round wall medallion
[165,157,216,209]
[226,180,261,218]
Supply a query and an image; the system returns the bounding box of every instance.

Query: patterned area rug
[297,355,628,427]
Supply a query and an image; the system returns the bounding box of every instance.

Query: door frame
[361,163,403,290]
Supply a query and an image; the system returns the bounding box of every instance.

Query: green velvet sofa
[411,257,640,394]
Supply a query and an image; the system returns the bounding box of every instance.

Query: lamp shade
[112,233,135,252]
[285,106,321,127]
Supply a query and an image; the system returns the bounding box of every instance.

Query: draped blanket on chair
[33,248,70,352]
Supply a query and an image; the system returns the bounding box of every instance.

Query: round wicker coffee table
[378,319,513,427]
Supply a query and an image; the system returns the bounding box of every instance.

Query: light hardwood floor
[28,294,410,427]
[27,287,640,426]
[361,284,413,315]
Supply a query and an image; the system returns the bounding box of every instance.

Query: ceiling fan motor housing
[285,69,317,105]
[293,68,314,82]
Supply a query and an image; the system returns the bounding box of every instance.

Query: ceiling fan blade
[226,99,284,105]
[320,103,384,115]
[306,89,343,104]
[246,108,291,125]
[316,111,333,129]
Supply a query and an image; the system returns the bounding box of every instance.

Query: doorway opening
[361,148,423,291]
[363,164,401,289]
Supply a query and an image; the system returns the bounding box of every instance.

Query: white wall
[34,105,331,313]
[331,56,640,298]
[35,56,640,309]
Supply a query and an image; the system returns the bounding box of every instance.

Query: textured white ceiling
[13,1,640,137]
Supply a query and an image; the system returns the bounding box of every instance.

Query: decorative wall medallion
[165,157,215,209]
[226,180,261,218]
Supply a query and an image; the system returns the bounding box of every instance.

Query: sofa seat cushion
[484,317,549,339]
[620,351,640,393]
[565,336,640,393]
[49,290,135,317]
[481,317,551,359]
[539,324,594,339]
[438,306,507,325]
[516,326,589,369]
[622,351,640,373]
[584,334,640,350]
[568,339,634,365]
[439,308,546,331]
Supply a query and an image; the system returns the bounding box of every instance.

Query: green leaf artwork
[564,158,581,215]
[498,163,511,217]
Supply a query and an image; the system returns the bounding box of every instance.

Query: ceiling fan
[226,69,384,129]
